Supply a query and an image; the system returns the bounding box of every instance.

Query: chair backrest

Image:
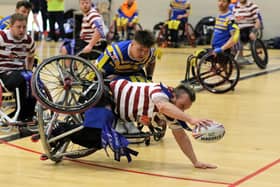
[0,79,16,114]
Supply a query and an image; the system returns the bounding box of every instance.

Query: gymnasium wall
[1,0,279,39]
[65,0,280,40]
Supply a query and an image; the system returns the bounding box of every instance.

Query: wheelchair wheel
[37,105,96,162]
[127,23,143,40]
[197,53,240,94]
[251,39,268,69]
[184,54,198,83]
[185,23,196,47]
[32,55,104,114]
[155,23,168,47]
[106,21,118,43]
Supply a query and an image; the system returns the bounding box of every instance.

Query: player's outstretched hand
[194,161,217,169]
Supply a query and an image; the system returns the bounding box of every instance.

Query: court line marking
[0,139,231,186]
[228,158,280,187]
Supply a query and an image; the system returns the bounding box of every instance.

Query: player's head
[80,0,92,13]
[130,30,155,61]
[172,84,196,111]
[218,0,231,12]
[15,1,32,17]
[10,13,27,40]
[239,0,246,4]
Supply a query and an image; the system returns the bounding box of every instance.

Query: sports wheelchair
[31,55,166,163]
[106,18,142,43]
[233,38,268,69]
[182,49,240,94]
[0,78,51,137]
[153,20,196,48]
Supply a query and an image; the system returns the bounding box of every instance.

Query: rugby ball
[192,122,225,143]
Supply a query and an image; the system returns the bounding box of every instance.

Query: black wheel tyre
[251,39,268,69]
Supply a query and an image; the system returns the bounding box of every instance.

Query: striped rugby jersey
[0,30,35,73]
[80,7,105,42]
[169,0,190,21]
[233,1,260,29]
[110,79,169,122]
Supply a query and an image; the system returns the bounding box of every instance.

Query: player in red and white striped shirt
[0,13,36,122]
[104,79,216,168]
[233,0,261,43]
[82,79,217,168]
[61,0,107,59]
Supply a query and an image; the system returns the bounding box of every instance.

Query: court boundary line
[228,158,280,187]
[0,139,231,186]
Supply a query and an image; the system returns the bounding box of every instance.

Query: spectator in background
[0,1,32,30]
[167,0,192,48]
[29,0,41,31]
[115,0,139,40]
[46,0,65,41]
[40,0,48,38]
[60,0,107,60]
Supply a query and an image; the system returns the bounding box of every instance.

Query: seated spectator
[115,0,139,40]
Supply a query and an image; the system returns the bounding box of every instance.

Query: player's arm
[222,23,239,51]
[214,21,240,53]
[95,49,116,77]
[83,19,104,54]
[171,127,217,169]
[145,60,155,81]
[182,3,191,18]
[26,54,35,70]
[153,96,216,168]
[26,40,36,70]
[153,97,211,127]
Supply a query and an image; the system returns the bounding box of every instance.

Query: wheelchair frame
[31,54,167,162]
[106,19,143,43]
[154,21,196,48]
[0,81,53,136]
[234,38,268,69]
[183,51,240,94]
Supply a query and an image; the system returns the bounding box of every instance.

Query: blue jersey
[229,3,236,12]
[212,11,237,49]
[169,0,190,21]
[0,15,11,30]
[96,40,156,76]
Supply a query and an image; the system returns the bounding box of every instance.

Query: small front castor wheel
[31,133,40,142]
[153,133,162,141]
[145,136,150,146]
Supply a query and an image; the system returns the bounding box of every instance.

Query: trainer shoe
[236,56,253,64]
[124,122,140,134]
[115,120,127,134]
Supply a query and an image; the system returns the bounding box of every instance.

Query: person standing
[46,0,65,41]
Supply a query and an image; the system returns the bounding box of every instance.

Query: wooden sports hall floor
[0,41,279,187]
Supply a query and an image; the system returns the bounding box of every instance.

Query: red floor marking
[0,139,232,185]
[228,158,280,187]
[68,158,231,185]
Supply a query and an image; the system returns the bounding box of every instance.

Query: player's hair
[16,0,32,10]
[10,13,27,25]
[174,84,196,102]
[134,30,155,48]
